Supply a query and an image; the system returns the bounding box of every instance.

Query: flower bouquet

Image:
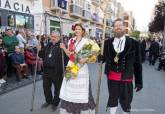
[65,39,100,80]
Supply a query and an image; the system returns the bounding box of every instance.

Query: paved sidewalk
[0,74,42,95]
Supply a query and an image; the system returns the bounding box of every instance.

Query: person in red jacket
[25,47,43,75]
[0,38,7,85]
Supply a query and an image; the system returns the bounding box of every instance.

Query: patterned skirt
[60,81,96,114]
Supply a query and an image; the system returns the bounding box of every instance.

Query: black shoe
[51,105,58,112]
[23,75,28,79]
[41,102,50,108]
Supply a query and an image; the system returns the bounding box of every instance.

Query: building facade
[33,0,106,38]
[123,11,134,35]
[0,0,34,32]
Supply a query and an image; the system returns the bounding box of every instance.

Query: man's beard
[115,31,125,38]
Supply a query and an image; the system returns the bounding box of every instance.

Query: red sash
[69,39,75,62]
[108,70,133,82]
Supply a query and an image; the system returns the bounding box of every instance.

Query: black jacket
[149,41,159,56]
[103,37,143,86]
[39,41,68,78]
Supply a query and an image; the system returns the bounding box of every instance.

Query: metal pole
[95,4,108,114]
[30,18,43,112]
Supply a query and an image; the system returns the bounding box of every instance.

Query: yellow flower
[88,55,97,63]
[91,43,100,52]
[66,60,79,78]
[71,67,79,75]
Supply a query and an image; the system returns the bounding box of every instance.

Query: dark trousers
[7,55,12,77]
[107,80,133,112]
[149,53,158,65]
[158,59,165,70]
[12,64,28,80]
[28,64,35,75]
[43,75,63,106]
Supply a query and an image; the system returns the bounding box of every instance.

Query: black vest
[103,37,142,83]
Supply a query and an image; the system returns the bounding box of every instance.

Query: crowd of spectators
[0,28,102,88]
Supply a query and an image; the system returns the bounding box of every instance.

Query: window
[53,0,58,6]
[16,15,26,28]
[124,16,129,20]
[83,1,90,11]
[125,29,129,34]
[87,3,90,10]
[7,14,14,26]
[124,22,128,27]
[25,16,33,29]
[50,20,60,33]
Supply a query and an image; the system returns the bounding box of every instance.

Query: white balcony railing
[83,10,91,20]
[70,4,83,17]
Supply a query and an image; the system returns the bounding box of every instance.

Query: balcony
[70,4,83,18]
[82,10,91,20]
[91,0,100,6]
[91,13,99,22]
[106,19,113,26]
[50,0,68,13]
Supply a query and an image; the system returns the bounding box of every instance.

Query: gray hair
[51,31,60,36]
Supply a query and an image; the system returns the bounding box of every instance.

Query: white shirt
[113,36,126,53]
[16,34,27,48]
[28,38,38,48]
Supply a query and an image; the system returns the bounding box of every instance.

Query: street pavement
[0,62,165,114]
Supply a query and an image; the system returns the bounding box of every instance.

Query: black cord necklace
[48,44,56,58]
[114,39,124,63]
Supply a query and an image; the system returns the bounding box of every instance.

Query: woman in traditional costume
[60,23,96,114]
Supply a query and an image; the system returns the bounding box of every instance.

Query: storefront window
[25,16,33,29]
[16,15,26,28]
[50,20,60,33]
[7,14,14,26]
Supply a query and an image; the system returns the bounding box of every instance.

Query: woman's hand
[79,58,88,64]
[69,51,75,55]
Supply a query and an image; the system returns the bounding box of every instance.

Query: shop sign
[0,0,31,13]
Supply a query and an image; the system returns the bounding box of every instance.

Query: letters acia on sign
[0,0,31,13]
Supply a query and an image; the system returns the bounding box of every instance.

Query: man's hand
[134,84,143,92]
[60,43,66,50]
